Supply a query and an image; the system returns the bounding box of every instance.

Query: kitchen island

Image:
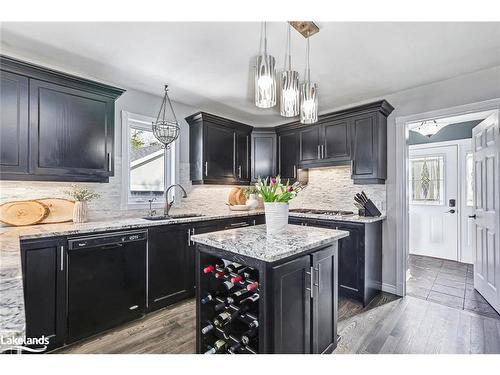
[191,224,349,354]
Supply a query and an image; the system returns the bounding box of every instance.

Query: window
[409,155,444,205]
[122,111,176,208]
[466,152,474,206]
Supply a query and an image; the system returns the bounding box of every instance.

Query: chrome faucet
[147,198,157,217]
[164,184,188,216]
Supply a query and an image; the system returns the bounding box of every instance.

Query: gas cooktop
[289,209,355,216]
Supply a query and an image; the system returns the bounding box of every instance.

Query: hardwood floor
[56,292,500,354]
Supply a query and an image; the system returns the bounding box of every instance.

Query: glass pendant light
[280,24,299,117]
[300,35,318,124]
[255,22,277,108]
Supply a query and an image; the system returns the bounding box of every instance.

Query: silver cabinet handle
[317,145,321,159]
[253,219,256,226]
[238,165,242,179]
[107,152,112,171]
[187,228,191,245]
[293,165,297,179]
[321,145,325,159]
[278,136,282,175]
[60,246,64,271]
[306,266,314,299]
[204,162,208,176]
[314,265,320,292]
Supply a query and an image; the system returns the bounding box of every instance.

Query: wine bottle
[248,319,259,329]
[225,263,247,274]
[214,301,226,312]
[239,293,260,310]
[201,321,214,335]
[204,339,226,354]
[222,280,237,292]
[227,341,242,354]
[242,268,258,280]
[200,293,214,305]
[246,281,259,291]
[214,271,226,279]
[202,261,225,274]
[226,288,254,305]
[230,274,244,283]
[241,327,258,345]
[213,309,237,328]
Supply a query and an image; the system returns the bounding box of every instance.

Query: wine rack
[197,254,261,354]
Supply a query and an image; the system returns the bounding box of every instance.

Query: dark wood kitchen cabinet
[186,112,252,185]
[251,129,276,181]
[289,217,382,306]
[277,129,298,181]
[148,224,193,312]
[350,111,388,184]
[299,125,322,165]
[0,71,29,177]
[323,119,351,162]
[272,246,338,354]
[20,237,67,351]
[0,55,124,182]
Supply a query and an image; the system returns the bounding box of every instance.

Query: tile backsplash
[289,166,386,213]
[0,162,386,224]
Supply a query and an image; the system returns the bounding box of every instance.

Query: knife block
[363,199,382,217]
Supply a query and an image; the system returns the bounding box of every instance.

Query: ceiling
[1,22,500,126]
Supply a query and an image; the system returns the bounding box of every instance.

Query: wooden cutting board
[0,200,50,226]
[37,198,75,224]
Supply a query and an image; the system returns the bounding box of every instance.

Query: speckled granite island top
[191,224,349,263]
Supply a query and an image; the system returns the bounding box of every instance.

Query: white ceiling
[1,22,500,126]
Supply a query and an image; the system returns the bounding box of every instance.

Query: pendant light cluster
[254,22,319,124]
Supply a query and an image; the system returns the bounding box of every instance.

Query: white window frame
[121,111,176,210]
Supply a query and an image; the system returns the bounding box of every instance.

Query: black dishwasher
[67,230,147,343]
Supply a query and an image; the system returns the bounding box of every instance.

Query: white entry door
[409,145,458,260]
[472,112,500,313]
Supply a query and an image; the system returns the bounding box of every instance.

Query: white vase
[264,202,289,234]
[246,194,259,210]
[73,201,89,223]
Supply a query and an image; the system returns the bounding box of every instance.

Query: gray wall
[408,120,481,145]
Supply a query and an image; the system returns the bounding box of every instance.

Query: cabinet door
[272,255,311,353]
[203,121,235,181]
[335,222,364,299]
[251,132,276,181]
[351,113,380,180]
[278,131,298,181]
[21,238,66,351]
[29,79,114,181]
[187,222,220,290]
[299,126,321,165]
[311,246,338,354]
[148,224,192,311]
[0,71,29,177]
[323,119,350,162]
[236,131,250,182]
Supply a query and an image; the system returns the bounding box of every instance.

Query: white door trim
[394,98,500,296]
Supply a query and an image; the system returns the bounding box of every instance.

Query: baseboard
[381,282,398,295]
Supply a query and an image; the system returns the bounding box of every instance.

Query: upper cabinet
[277,100,393,184]
[251,128,276,182]
[186,112,252,185]
[0,56,125,182]
[277,129,299,182]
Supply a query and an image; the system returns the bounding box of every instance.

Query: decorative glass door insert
[409,155,445,205]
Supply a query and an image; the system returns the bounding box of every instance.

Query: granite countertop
[0,209,264,350]
[191,224,349,263]
[289,212,386,224]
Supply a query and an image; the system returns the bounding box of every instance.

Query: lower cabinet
[289,217,382,306]
[147,224,194,312]
[272,245,337,354]
[20,238,67,352]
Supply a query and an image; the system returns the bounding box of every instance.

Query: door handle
[238,165,242,179]
[187,228,191,245]
[317,145,321,159]
[445,209,456,214]
[321,145,325,159]
[305,266,314,299]
[293,165,297,179]
[204,162,208,176]
[314,265,320,292]
[60,246,64,271]
[468,214,477,219]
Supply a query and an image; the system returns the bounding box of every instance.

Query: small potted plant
[255,176,303,234]
[243,186,260,210]
[64,185,100,223]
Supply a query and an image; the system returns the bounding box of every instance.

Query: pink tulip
[271,177,276,185]
[287,186,293,192]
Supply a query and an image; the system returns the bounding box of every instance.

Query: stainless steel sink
[142,213,204,221]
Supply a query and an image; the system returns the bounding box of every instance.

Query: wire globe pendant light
[255,22,277,108]
[152,85,180,148]
[300,34,318,124]
[280,24,300,117]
